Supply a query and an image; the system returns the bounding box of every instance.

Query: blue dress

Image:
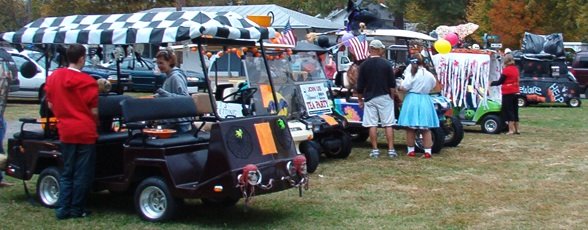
[397,67,440,129]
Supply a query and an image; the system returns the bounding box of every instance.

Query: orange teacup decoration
[143,128,176,139]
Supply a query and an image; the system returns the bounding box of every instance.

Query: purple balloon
[342,32,354,47]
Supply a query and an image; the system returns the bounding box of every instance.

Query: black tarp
[522,32,564,57]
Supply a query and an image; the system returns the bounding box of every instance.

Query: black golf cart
[2,11,308,222]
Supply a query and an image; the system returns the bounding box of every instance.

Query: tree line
[1,0,586,49]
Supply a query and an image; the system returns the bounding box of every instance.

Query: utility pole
[24,0,32,24]
[176,0,186,11]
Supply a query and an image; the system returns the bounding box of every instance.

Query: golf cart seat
[121,96,200,147]
[191,93,215,141]
[96,94,131,144]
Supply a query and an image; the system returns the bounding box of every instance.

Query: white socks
[407,146,415,153]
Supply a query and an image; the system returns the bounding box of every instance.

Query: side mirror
[20,61,38,79]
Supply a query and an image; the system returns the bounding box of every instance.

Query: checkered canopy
[1,11,276,45]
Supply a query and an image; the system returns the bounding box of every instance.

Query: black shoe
[71,210,92,218]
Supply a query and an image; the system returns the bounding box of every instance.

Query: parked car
[7,49,50,100]
[102,57,205,92]
[82,63,132,94]
[571,51,588,98]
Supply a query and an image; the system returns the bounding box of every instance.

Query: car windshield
[27,51,60,70]
[106,57,154,70]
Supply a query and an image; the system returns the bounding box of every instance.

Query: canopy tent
[143,4,342,30]
[1,11,276,45]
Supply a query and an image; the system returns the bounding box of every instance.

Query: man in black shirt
[357,39,397,158]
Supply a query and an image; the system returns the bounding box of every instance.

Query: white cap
[505,48,512,54]
[369,39,385,49]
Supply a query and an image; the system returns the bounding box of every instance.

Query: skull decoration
[241,164,261,186]
[293,155,307,175]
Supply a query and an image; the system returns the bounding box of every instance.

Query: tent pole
[196,39,220,120]
[258,40,279,114]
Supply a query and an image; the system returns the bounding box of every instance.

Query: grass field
[1,100,587,229]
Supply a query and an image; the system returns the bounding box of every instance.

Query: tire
[567,97,581,107]
[415,128,445,154]
[349,128,369,143]
[135,177,179,222]
[517,97,527,107]
[481,114,503,134]
[36,167,61,208]
[299,141,320,173]
[323,130,352,159]
[201,197,240,208]
[442,116,464,147]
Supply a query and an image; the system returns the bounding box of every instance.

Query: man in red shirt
[45,44,98,219]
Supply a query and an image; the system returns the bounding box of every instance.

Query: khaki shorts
[0,154,7,170]
[362,94,395,127]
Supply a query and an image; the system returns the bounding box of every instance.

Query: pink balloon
[444,33,459,46]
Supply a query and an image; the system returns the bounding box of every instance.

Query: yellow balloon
[434,39,452,54]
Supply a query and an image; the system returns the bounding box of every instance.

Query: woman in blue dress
[398,54,439,158]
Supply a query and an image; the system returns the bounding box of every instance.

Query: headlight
[290,127,302,131]
[107,75,117,81]
[186,77,199,82]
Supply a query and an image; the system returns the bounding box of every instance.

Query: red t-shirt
[45,67,98,144]
[501,65,520,95]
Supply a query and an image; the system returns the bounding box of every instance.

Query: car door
[10,53,46,93]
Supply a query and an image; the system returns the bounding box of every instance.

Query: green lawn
[1,100,587,229]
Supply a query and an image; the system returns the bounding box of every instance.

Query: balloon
[434,39,452,54]
[444,33,459,46]
[341,32,354,47]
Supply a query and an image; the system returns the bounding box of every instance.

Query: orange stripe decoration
[320,114,338,126]
[254,122,278,155]
[259,84,273,109]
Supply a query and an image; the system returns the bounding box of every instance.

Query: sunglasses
[410,59,418,64]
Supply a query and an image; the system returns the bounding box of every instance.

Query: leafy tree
[0,0,27,32]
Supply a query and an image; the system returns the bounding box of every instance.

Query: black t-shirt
[356,57,396,102]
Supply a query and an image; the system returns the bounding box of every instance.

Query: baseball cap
[369,40,385,49]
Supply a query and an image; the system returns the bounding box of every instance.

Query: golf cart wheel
[481,114,503,134]
[517,97,527,107]
[201,197,240,208]
[323,130,352,159]
[135,177,179,222]
[567,98,581,107]
[299,141,320,173]
[415,128,445,154]
[443,116,464,147]
[350,128,369,143]
[36,167,61,208]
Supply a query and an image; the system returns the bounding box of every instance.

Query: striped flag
[280,20,297,46]
[348,34,369,61]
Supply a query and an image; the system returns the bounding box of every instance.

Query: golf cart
[206,41,352,173]
[433,49,505,134]
[2,11,308,222]
[332,29,464,153]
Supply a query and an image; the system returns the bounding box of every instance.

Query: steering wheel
[221,87,258,103]
[221,87,258,116]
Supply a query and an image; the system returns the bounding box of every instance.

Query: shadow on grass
[86,191,294,227]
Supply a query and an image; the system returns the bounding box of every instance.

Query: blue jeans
[0,117,5,182]
[55,143,96,218]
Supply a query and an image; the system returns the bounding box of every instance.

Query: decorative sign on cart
[300,83,331,116]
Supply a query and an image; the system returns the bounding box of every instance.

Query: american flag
[348,34,369,61]
[280,20,297,46]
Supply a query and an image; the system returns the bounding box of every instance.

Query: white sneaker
[369,149,379,158]
[388,149,398,158]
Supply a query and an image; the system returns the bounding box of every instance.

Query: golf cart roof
[337,29,436,41]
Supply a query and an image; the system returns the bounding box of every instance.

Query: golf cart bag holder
[121,96,201,147]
